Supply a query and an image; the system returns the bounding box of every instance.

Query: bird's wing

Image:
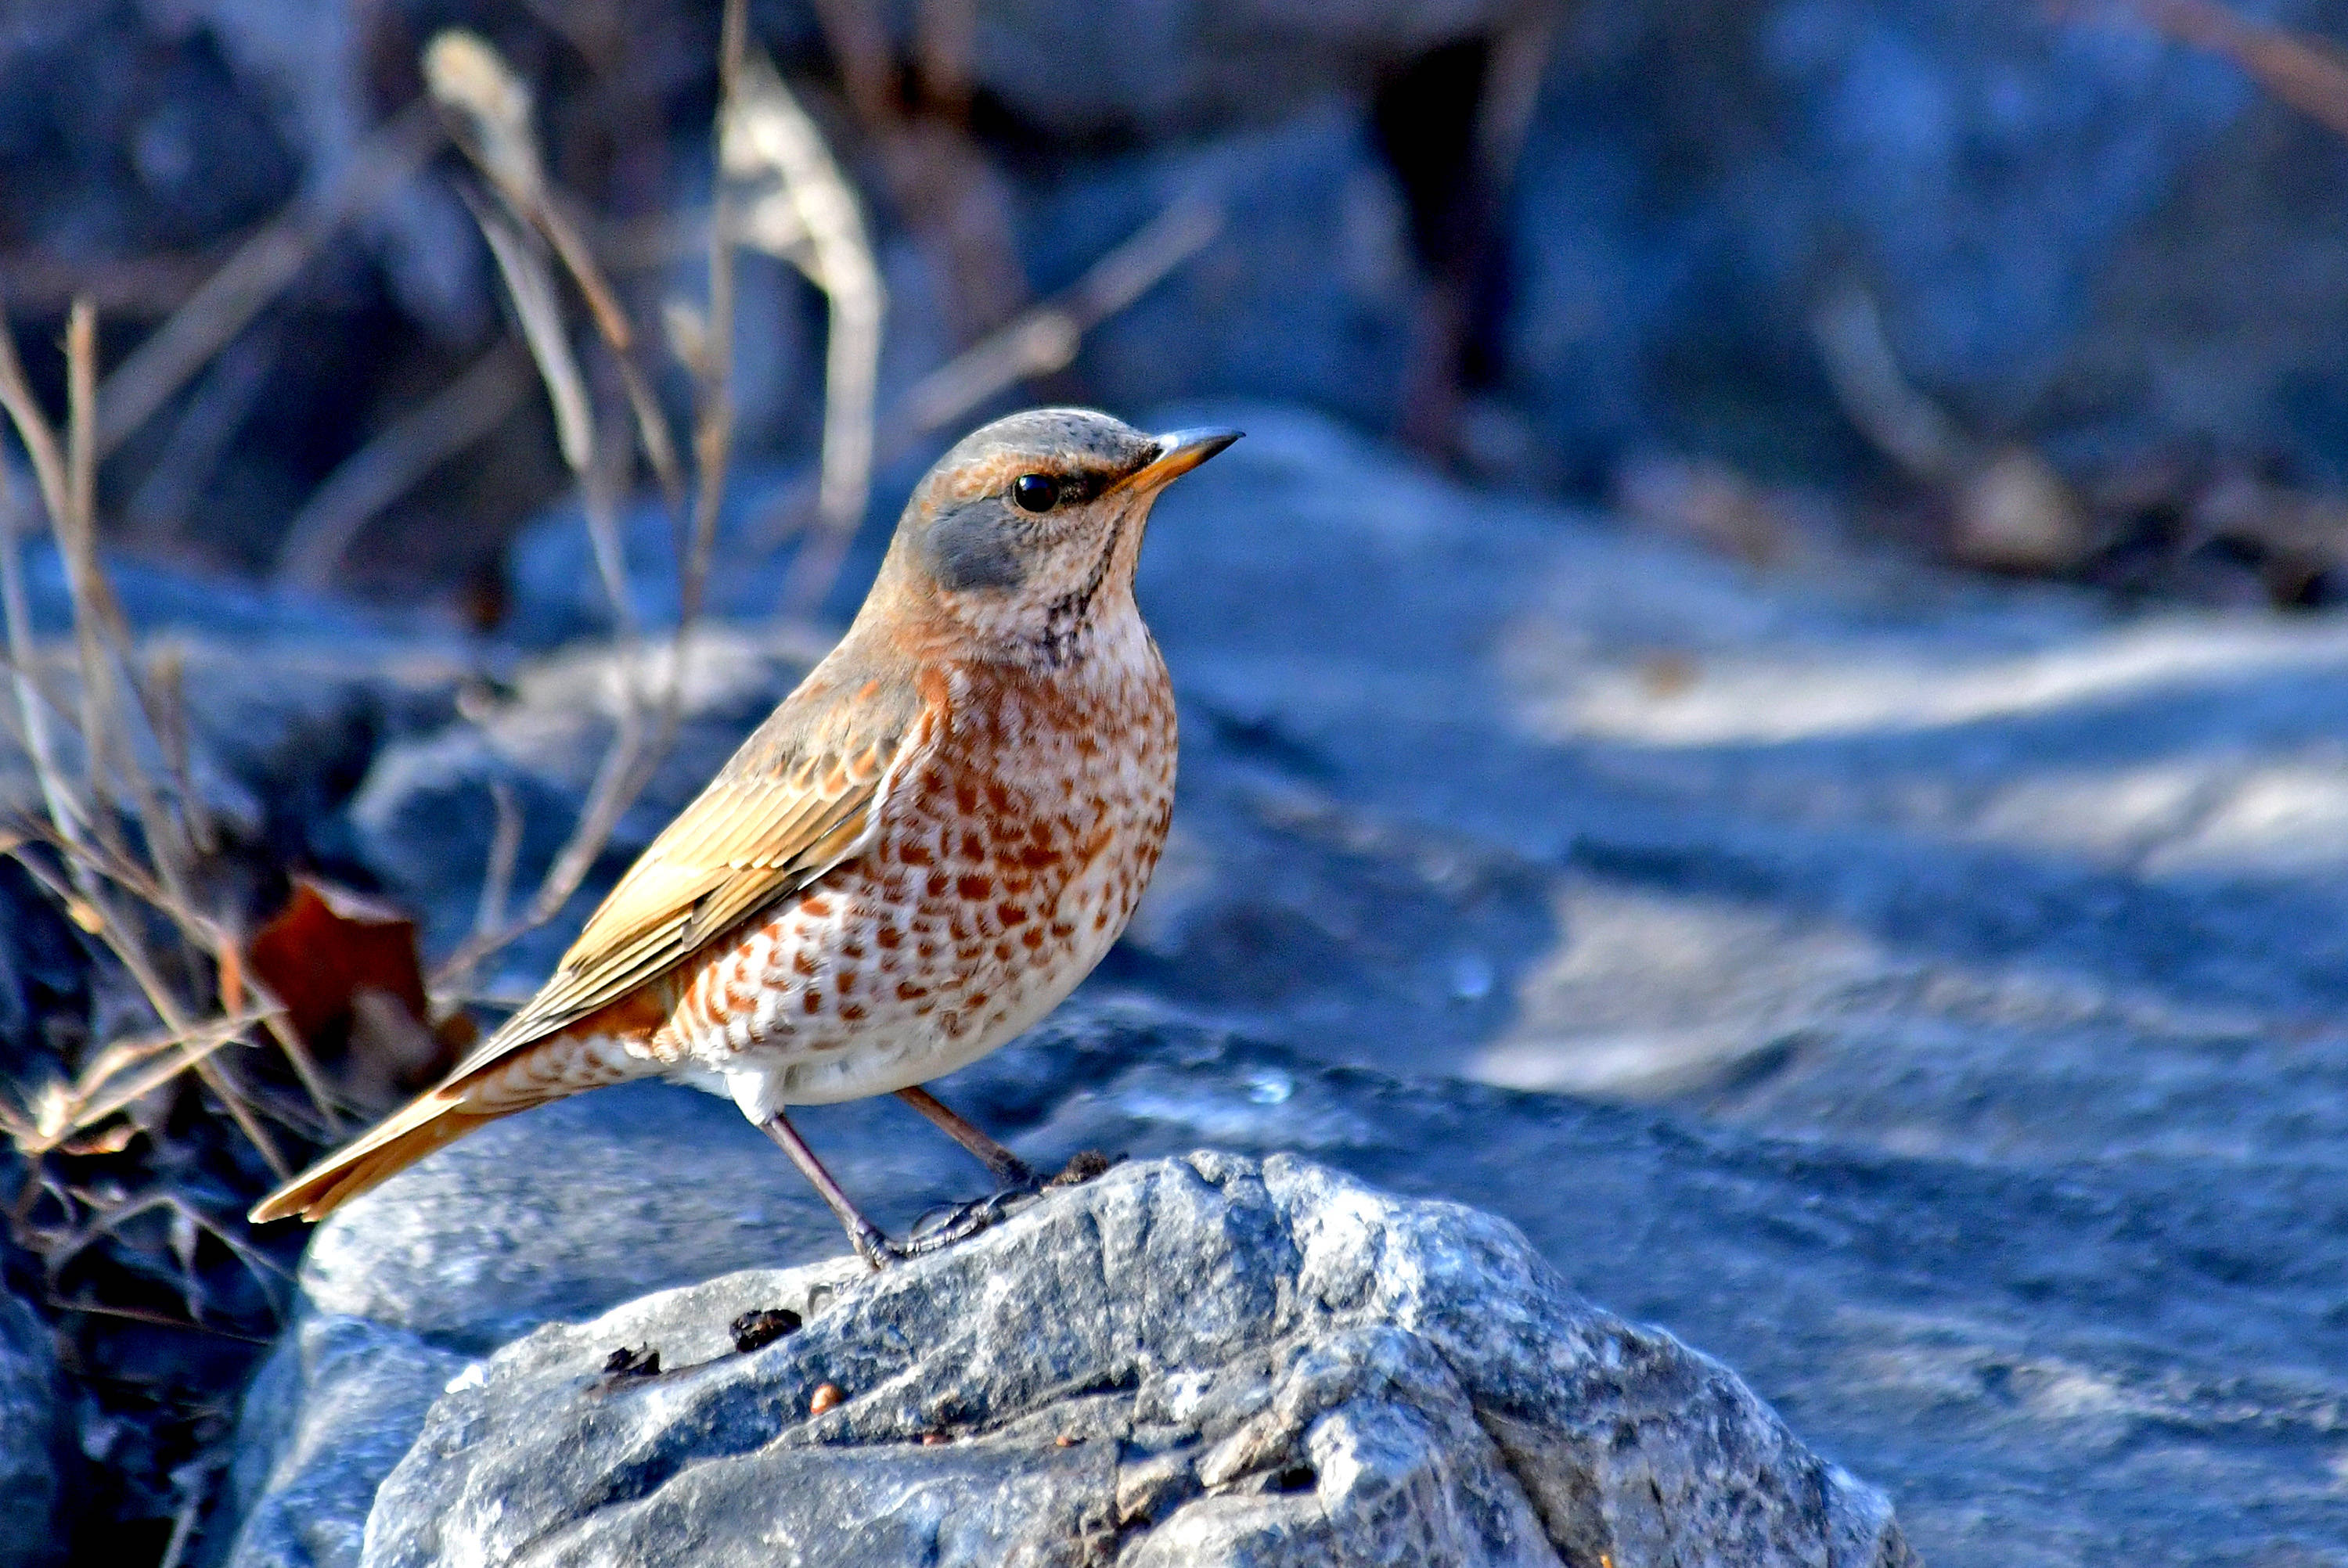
[442,645,935,1082]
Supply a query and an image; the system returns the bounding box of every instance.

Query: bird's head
[873,408,1239,665]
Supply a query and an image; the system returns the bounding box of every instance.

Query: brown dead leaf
[247,879,430,1045]
[245,879,463,1099]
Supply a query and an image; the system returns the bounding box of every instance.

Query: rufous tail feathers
[248,1089,504,1225]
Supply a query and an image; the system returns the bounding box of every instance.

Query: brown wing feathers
[249,641,929,1225]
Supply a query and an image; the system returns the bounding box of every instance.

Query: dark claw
[902,1185,1032,1255]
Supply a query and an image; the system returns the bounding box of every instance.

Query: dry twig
[273,340,534,591]
[751,200,1223,568]
[2109,0,2348,137]
[424,17,762,993]
[95,101,445,458]
[0,294,333,1186]
[424,31,686,513]
[725,51,886,608]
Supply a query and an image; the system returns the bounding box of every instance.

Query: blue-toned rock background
[8,2,2348,1564]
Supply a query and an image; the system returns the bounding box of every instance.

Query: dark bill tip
[1115,426,1244,493]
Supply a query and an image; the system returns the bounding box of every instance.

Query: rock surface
[220,1001,2348,1568]
[310,1152,1914,1568]
[0,1291,63,1568]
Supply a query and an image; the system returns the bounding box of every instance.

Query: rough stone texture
[358,1153,1907,1568]
[225,1000,2348,1568]
[0,1291,63,1568]
[221,1318,468,1568]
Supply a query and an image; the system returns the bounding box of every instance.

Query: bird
[250,408,1238,1267]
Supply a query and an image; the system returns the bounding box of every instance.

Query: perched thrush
[252,409,1238,1265]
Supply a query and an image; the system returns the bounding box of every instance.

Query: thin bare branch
[95,100,444,456]
[898,200,1222,433]
[274,340,532,590]
[727,52,884,602]
[425,30,685,512]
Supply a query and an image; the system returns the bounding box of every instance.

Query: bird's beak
[1114,427,1243,494]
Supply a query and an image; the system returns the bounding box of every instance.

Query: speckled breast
[652,630,1177,1103]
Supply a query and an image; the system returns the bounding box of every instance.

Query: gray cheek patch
[924,501,1028,591]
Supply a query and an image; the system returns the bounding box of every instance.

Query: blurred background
[14,0,2348,609]
[9,2,2348,1565]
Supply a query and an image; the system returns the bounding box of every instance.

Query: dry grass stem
[0,295,319,1183]
[474,780,524,942]
[274,340,533,589]
[474,200,596,473]
[2116,0,2348,138]
[726,52,884,608]
[685,0,751,629]
[0,391,87,851]
[1808,286,1971,480]
[2,1010,272,1158]
[431,12,770,991]
[95,99,444,458]
[426,29,686,512]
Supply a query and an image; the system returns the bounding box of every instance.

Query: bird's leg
[895,1086,1035,1188]
[758,1112,902,1270]
[895,1085,1042,1256]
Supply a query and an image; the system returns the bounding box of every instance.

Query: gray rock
[221,1318,468,1568]
[221,1078,1026,1568]
[360,1153,1910,1568]
[0,1292,63,1568]
[216,995,2348,1566]
[1504,0,2348,477]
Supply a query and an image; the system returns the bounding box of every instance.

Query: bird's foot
[902,1185,1034,1256]
[896,1153,1119,1257]
[850,1219,908,1271]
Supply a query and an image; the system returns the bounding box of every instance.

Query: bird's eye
[1010,473,1060,513]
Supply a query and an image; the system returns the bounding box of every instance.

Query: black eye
[1010,473,1060,513]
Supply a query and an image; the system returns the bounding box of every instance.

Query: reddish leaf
[247,879,431,1046]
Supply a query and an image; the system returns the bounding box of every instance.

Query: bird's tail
[249,1089,508,1225]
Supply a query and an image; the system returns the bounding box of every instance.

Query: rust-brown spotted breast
[643,613,1176,1107]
